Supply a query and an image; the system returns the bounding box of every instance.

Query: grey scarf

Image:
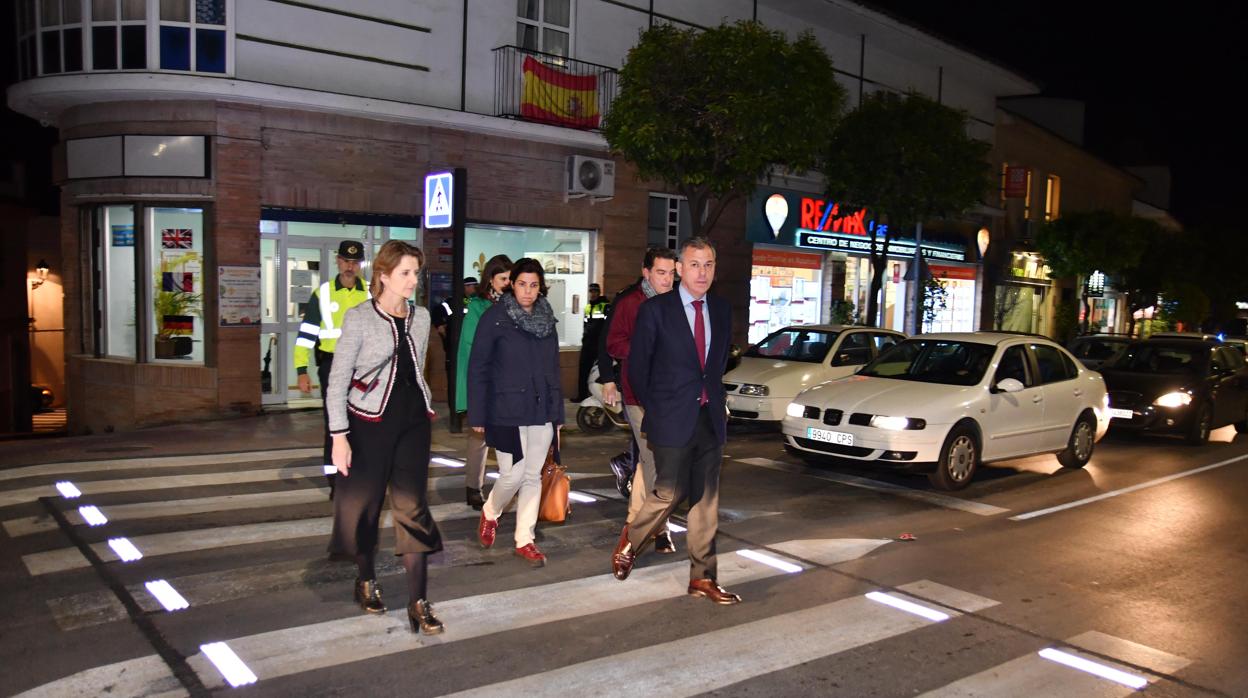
[502,293,557,338]
[640,278,659,299]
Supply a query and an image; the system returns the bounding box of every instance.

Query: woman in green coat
[457,255,512,508]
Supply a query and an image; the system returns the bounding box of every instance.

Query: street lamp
[976,227,991,259]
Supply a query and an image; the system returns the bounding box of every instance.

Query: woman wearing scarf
[455,255,513,510]
[467,258,564,567]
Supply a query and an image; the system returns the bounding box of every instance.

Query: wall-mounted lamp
[31,260,50,290]
[976,227,991,258]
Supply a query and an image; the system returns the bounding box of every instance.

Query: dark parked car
[1068,334,1131,370]
[1100,339,1248,444]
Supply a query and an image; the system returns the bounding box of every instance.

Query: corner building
[10,0,1036,432]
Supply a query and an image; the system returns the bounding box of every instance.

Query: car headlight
[785,402,805,418]
[739,384,769,396]
[1153,391,1192,408]
[869,415,926,430]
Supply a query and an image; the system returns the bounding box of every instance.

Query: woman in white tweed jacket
[324,240,444,635]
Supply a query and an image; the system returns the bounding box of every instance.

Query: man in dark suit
[611,237,741,605]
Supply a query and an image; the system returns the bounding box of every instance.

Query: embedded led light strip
[322,465,337,475]
[666,521,687,533]
[736,549,803,574]
[865,591,950,622]
[55,481,82,498]
[200,642,258,687]
[568,491,597,504]
[486,472,501,479]
[144,580,190,611]
[1038,648,1148,689]
[78,505,108,526]
[107,537,144,562]
[431,457,465,468]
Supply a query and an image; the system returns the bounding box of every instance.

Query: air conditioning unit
[566,155,615,199]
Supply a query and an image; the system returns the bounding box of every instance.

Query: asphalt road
[1,411,1245,697]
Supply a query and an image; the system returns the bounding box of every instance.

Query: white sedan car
[782,332,1111,490]
[724,325,905,422]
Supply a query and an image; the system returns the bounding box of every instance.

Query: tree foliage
[821,91,991,327]
[604,21,846,237]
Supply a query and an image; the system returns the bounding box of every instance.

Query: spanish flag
[521,55,600,129]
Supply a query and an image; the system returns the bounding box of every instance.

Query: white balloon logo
[764,194,789,238]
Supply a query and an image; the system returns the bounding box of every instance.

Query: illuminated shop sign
[747,189,966,261]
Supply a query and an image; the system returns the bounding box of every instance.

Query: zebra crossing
[1,447,1196,696]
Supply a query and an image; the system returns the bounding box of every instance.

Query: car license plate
[1109,408,1133,419]
[808,427,854,446]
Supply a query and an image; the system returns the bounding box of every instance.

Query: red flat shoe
[514,543,546,568]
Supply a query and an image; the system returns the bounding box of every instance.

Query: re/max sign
[799,197,888,236]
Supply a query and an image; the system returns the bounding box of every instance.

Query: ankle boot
[408,599,444,634]
[466,487,485,510]
[353,578,386,614]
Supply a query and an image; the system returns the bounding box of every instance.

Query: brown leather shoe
[611,525,635,581]
[654,528,676,555]
[687,578,742,605]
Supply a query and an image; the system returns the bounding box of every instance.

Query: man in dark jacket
[612,238,740,605]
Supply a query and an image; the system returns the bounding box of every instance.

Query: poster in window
[111,224,134,247]
[555,253,571,274]
[218,265,262,326]
[569,253,585,274]
[161,228,193,249]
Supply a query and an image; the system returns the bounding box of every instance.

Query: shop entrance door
[259,238,351,406]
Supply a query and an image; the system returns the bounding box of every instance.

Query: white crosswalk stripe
[0,448,321,483]
[919,630,1190,696]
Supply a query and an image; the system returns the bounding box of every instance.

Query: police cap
[337,241,364,260]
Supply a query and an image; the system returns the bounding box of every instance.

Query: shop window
[1045,175,1061,221]
[90,204,207,363]
[98,205,138,360]
[517,0,571,58]
[463,223,593,347]
[149,208,206,363]
[647,194,691,251]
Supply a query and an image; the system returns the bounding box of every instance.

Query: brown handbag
[538,445,571,523]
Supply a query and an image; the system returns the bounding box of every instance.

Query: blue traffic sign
[424,171,454,229]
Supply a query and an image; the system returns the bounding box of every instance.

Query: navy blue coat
[627,288,731,447]
[467,302,565,429]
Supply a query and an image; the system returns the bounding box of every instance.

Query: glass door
[259,237,283,405]
[284,243,329,404]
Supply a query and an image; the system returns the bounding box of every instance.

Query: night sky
[3,5,1242,228]
[865,1,1244,230]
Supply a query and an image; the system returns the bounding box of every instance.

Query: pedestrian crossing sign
[424,171,454,229]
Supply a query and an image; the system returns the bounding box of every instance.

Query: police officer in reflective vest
[296,241,370,498]
[575,282,611,401]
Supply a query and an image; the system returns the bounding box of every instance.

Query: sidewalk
[0,401,604,469]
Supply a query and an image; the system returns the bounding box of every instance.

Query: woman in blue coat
[467,258,564,567]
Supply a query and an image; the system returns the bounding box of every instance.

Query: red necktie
[693,299,707,405]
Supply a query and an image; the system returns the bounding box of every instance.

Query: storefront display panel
[748,249,823,344]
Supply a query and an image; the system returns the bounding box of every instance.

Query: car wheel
[1056,413,1096,468]
[575,406,614,435]
[1185,402,1213,445]
[929,424,978,491]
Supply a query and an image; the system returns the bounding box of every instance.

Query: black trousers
[316,350,334,469]
[328,379,443,558]
[575,321,604,400]
[627,406,723,581]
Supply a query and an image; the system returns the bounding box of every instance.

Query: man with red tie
[611,237,740,605]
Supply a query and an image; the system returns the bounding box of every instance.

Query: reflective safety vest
[584,298,609,323]
[293,275,370,374]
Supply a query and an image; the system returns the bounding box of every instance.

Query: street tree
[822,91,990,327]
[603,21,846,238]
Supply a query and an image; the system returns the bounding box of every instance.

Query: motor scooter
[575,365,629,434]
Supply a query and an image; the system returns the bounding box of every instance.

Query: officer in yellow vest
[575,283,611,401]
[295,240,370,499]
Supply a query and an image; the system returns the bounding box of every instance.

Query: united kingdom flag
[161,228,193,249]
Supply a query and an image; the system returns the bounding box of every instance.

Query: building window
[517,0,572,58]
[1045,174,1061,221]
[88,0,147,70]
[646,194,692,250]
[32,0,85,75]
[91,204,207,363]
[158,0,227,73]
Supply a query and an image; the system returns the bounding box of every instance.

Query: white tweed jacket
[326,299,434,433]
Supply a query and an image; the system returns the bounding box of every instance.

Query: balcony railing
[493,45,618,132]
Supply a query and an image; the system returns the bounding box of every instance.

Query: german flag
[521,55,600,129]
